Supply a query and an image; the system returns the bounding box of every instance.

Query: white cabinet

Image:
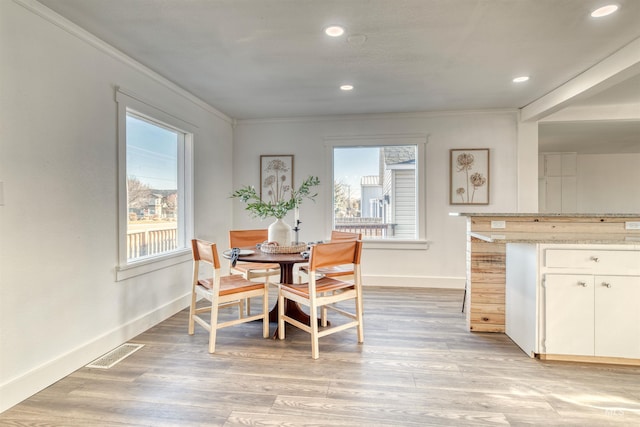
[544,248,640,273]
[544,274,640,358]
[506,243,640,363]
[541,245,640,361]
[594,276,640,358]
[543,153,577,177]
[538,153,577,213]
[544,274,594,356]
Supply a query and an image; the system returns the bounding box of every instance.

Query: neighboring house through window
[328,135,426,241]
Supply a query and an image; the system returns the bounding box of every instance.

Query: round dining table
[233,247,315,325]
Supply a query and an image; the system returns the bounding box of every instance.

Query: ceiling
[539,73,640,153]
[539,120,640,154]
[35,0,640,151]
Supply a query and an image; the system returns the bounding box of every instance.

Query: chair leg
[320,290,336,327]
[241,273,250,317]
[461,281,467,313]
[356,287,364,343]
[208,301,220,354]
[278,289,285,340]
[262,284,269,338]
[321,306,328,327]
[320,293,328,327]
[188,289,197,335]
[309,302,319,359]
[239,299,246,319]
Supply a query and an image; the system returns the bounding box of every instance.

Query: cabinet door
[544,274,594,355]
[544,154,562,177]
[561,153,577,176]
[544,177,563,213]
[595,275,640,358]
[538,178,547,212]
[561,176,577,212]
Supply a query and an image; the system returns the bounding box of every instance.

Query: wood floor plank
[1,286,639,426]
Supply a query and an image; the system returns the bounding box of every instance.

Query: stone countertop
[458,213,640,218]
[470,231,640,244]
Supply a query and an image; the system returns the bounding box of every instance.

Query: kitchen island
[463,213,640,365]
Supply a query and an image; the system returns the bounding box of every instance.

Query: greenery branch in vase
[231,175,320,246]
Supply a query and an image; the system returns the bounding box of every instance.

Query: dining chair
[229,229,280,314]
[278,240,364,359]
[296,231,361,284]
[188,239,269,353]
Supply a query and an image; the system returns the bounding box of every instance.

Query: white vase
[268,218,292,246]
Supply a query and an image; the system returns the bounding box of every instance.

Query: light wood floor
[2,287,639,426]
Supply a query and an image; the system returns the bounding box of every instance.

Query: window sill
[362,239,430,250]
[116,249,192,281]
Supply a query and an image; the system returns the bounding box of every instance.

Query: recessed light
[340,84,354,91]
[325,25,345,37]
[347,34,367,45]
[512,76,530,83]
[591,4,619,18]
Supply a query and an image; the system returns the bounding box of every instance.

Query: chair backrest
[229,229,268,247]
[309,240,362,271]
[330,230,362,241]
[192,239,221,269]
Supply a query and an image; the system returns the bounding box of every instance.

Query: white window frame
[325,134,428,250]
[116,88,194,280]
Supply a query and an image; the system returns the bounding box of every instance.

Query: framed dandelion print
[260,155,294,203]
[450,148,490,205]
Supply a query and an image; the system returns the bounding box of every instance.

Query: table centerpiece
[231,175,320,247]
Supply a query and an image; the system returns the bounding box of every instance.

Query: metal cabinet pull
[577,281,587,287]
[590,256,599,262]
[602,282,611,288]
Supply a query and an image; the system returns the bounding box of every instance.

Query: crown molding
[235,108,518,125]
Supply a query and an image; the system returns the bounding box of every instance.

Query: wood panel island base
[463,213,640,366]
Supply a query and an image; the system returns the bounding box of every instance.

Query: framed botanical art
[450,148,490,205]
[260,154,294,204]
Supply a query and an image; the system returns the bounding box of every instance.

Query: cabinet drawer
[544,249,640,274]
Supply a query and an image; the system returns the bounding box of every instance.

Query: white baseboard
[0,293,191,413]
[362,275,465,289]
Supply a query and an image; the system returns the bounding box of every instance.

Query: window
[116,89,193,279]
[126,113,180,259]
[329,136,426,242]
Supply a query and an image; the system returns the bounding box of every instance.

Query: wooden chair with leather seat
[278,240,364,359]
[327,230,363,242]
[229,229,280,282]
[296,230,361,285]
[229,229,280,314]
[188,239,269,353]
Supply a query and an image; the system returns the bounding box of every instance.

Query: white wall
[0,1,233,411]
[233,112,520,288]
[577,153,640,213]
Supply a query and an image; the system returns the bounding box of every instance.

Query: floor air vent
[85,343,144,369]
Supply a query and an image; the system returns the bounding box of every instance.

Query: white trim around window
[325,134,429,249]
[115,87,194,280]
